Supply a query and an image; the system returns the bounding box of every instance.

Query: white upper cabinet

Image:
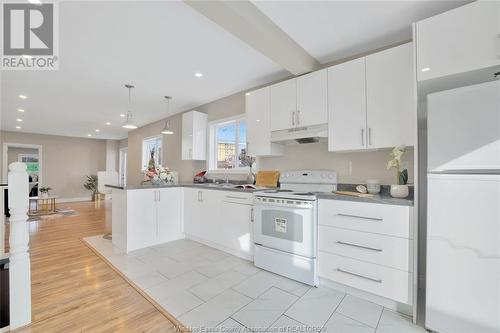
[366,43,415,149]
[296,69,328,127]
[328,58,367,151]
[246,87,284,156]
[270,79,296,131]
[270,70,328,131]
[182,111,207,160]
[416,1,500,82]
[328,43,414,152]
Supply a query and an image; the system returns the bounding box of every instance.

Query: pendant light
[161,96,174,135]
[122,84,138,129]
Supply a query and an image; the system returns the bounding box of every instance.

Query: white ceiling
[252,0,470,64]
[1,1,470,140]
[1,1,288,139]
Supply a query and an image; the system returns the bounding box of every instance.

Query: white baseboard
[56,196,92,203]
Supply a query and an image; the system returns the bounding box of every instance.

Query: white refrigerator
[426,80,500,333]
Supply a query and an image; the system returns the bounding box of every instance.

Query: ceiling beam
[183,0,320,76]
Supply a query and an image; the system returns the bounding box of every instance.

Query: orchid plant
[386,145,408,185]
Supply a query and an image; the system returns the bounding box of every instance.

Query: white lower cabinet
[183,188,253,259]
[112,188,184,253]
[318,199,414,305]
[318,251,412,305]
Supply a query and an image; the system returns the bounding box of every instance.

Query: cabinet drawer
[318,226,412,271]
[318,200,412,238]
[221,192,253,205]
[318,251,412,304]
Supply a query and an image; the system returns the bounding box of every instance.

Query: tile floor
[84,236,426,333]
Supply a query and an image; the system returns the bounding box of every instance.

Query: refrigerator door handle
[429,169,500,175]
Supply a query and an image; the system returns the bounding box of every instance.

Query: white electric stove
[253,170,337,286]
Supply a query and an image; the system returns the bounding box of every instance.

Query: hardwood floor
[13,201,177,332]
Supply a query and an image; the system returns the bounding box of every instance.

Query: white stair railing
[8,162,31,329]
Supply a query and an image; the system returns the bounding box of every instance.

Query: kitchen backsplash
[257,142,414,185]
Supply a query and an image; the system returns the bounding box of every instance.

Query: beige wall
[1,131,106,199]
[126,91,414,186]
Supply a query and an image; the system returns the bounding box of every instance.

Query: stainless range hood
[270,124,328,144]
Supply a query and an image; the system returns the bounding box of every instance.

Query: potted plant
[387,145,409,198]
[39,186,52,198]
[84,175,98,201]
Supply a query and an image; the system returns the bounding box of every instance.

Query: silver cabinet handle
[361,128,365,146]
[197,191,202,202]
[250,207,254,222]
[226,195,248,200]
[154,191,157,202]
[296,110,301,125]
[336,213,383,221]
[368,128,372,145]
[158,190,160,202]
[292,111,296,126]
[336,241,382,252]
[337,268,382,283]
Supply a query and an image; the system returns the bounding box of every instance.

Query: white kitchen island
[106,184,255,258]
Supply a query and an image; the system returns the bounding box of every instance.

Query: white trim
[141,135,162,171]
[119,147,128,186]
[2,143,43,186]
[206,114,248,172]
[56,196,92,203]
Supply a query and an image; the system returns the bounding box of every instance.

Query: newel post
[8,162,31,329]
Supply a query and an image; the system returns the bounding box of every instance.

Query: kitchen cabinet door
[182,111,207,160]
[157,188,183,243]
[416,1,500,81]
[246,87,284,157]
[327,58,367,152]
[366,43,415,149]
[270,79,296,131]
[183,188,205,238]
[296,69,328,127]
[127,189,157,252]
[220,199,253,259]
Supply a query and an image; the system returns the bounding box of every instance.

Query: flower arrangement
[39,186,52,197]
[239,149,257,183]
[386,145,408,185]
[143,165,174,185]
[142,147,173,185]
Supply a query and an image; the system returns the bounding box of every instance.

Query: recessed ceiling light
[105,122,111,126]
[120,114,126,117]
[17,108,25,112]
[194,72,203,78]
[256,119,261,122]
[421,67,430,72]
[87,134,92,137]
[16,126,21,129]
[245,93,251,96]
[95,129,100,132]
[16,118,23,122]
[19,94,27,99]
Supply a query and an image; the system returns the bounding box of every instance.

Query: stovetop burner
[291,192,315,196]
[264,189,294,193]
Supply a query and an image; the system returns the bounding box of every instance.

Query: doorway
[2,143,43,196]
[119,147,127,186]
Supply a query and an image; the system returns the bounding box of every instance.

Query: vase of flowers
[239,149,256,184]
[39,186,52,198]
[386,145,409,198]
[142,148,174,185]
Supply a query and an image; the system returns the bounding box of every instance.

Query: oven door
[253,199,317,258]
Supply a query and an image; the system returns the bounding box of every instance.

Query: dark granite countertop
[105,183,259,193]
[106,183,414,206]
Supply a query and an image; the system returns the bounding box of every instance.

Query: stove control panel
[279,170,337,184]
